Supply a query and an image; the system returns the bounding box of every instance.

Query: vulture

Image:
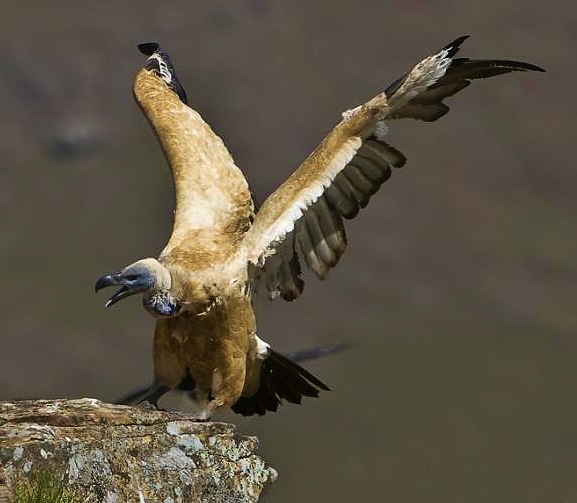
[95,36,543,419]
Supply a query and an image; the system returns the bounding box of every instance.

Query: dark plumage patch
[176,368,197,391]
[384,72,409,99]
[115,382,170,409]
[231,350,329,416]
[137,41,188,104]
[443,35,470,58]
[138,42,160,56]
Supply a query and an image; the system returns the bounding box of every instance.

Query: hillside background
[0,1,573,501]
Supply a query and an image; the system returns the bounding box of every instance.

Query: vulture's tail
[115,342,349,413]
[231,346,343,417]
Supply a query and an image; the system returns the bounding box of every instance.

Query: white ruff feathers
[388,47,452,106]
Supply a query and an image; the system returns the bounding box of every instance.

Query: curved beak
[94,273,120,292]
[95,269,154,307]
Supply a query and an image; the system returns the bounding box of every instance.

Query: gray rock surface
[0,398,277,502]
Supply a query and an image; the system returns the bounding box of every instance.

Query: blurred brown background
[0,0,573,501]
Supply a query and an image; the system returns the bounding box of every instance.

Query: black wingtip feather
[387,37,544,122]
[442,35,470,57]
[489,60,545,73]
[138,42,160,56]
[135,42,189,105]
[450,58,544,73]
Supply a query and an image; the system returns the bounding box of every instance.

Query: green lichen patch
[13,470,81,503]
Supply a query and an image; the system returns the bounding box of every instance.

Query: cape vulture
[96,36,543,418]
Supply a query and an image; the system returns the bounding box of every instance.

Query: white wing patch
[245,130,405,300]
[374,120,389,141]
[255,136,362,267]
[388,47,452,108]
[147,54,173,84]
[255,335,271,360]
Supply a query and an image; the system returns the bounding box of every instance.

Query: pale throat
[141,258,180,317]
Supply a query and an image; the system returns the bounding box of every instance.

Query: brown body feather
[152,295,259,409]
[134,70,262,415]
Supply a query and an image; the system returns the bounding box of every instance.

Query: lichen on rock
[0,399,277,502]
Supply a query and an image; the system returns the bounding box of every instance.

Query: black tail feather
[265,360,303,404]
[115,382,170,409]
[116,343,347,416]
[272,351,331,392]
[231,349,330,417]
[115,386,151,405]
[260,371,281,411]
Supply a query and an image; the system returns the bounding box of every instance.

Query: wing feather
[325,183,359,219]
[304,210,337,266]
[296,218,329,279]
[279,255,303,301]
[349,155,391,184]
[242,36,543,300]
[314,195,347,256]
[133,44,253,256]
[335,171,369,208]
[345,164,379,196]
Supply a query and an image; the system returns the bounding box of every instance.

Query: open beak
[95,271,154,307]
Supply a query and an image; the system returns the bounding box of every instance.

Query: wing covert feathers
[133,63,253,252]
[243,36,542,301]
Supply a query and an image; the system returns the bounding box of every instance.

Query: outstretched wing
[133,43,253,253]
[242,36,543,301]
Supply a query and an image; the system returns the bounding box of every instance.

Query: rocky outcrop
[0,399,277,502]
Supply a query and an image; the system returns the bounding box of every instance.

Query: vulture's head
[95,258,181,317]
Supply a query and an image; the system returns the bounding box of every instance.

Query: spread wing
[133,43,253,254]
[241,36,543,301]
